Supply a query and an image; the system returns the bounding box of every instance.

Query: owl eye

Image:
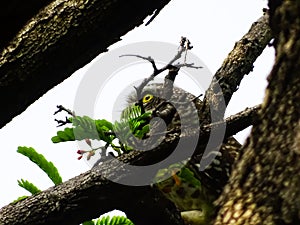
[142,94,154,103]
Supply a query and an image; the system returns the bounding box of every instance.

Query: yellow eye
[142,94,154,103]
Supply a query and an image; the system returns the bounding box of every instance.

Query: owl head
[126,83,201,128]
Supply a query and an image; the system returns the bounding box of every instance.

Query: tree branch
[1,141,189,225]
[0,0,172,129]
[0,103,259,225]
[202,12,272,121]
[0,0,53,50]
[203,105,260,138]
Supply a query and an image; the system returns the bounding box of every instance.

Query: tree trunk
[214,1,300,224]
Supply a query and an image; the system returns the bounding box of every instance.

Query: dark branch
[54,105,74,127]
[145,9,162,26]
[54,105,74,116]
[54,118,72,127]
[202,105,261,138]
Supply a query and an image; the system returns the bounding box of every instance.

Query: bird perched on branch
[115,37,241,225]
[124,81,240,225]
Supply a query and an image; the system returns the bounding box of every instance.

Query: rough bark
[0,163,184,225]
[202,13,272,121]
[0,0,52,50]
[0,0,171,129]
[214,1,300,224]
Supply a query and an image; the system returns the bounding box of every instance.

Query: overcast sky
[0,0,274,208]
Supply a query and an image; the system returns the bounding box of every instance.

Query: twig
[145,9,161,26]
[54,105,75,127]
[54,105,74,116]
[55,118,72,127]
[120,37,201,112]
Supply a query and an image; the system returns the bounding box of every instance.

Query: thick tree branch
[0,102,258,225]
[202,12,272,121]
[0,0,52,50]
[0,164,183,225]
[0,0,171,129]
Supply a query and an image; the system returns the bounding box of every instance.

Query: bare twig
[54,105,74,116]
[54,118,72,127]
[145,9,162,26]
[54,105,75,127]
[120,37,201,114]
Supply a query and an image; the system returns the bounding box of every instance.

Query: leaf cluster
[15,146,62,198]
[83,215,134,225]
[52,105,151,154]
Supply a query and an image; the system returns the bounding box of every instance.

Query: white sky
[0,0,274,209]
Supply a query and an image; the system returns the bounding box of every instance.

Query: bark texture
[0,0,171,129]
[214,1,300,224]
[0,164,183,225]
[203,13,272,120]
[0,0,52,50]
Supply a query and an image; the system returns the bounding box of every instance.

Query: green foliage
[17,179,41,195]
[82,221,95,225]
[178,167,201,187]
[51,117,114,143]
[52,105,151,154]
[12,195,29,203]
[17,146,62,185]
[51,127,75,143]
[83,216,134,225]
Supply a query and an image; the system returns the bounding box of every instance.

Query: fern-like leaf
[82,221,95,225]
[52,105,151,156]
[17,179,41,194]
[97,216,134,225]
[17,146,62,185]
[82,216,134,225]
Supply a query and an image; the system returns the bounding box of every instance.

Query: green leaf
[51,135,63,143]
[92,216,134,225]
[95,119,114,131]
[17,179,41,195]
[17,146,63,185]
[82,220,95,225]
[53,104,151,156]
[12,195,29,204]
[178,167,201,187]
[52,127,75,143]
[53,116,116,143]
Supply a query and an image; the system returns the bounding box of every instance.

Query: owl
[123,82,240,225]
